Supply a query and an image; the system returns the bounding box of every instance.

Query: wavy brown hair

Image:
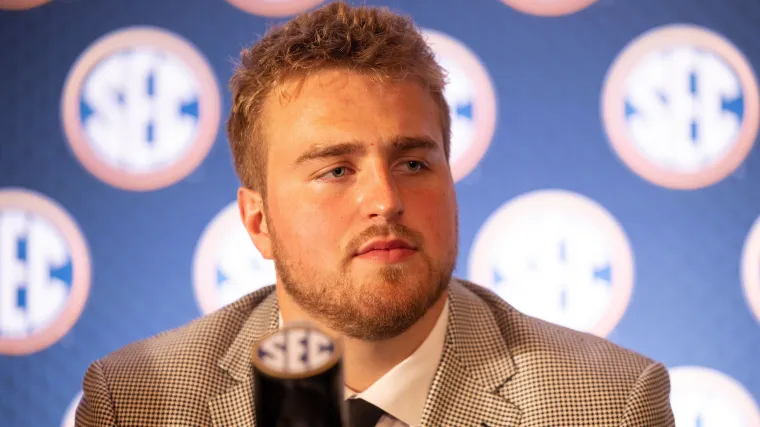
[226,1,450,195]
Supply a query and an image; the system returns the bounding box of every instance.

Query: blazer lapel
[420,280,522,427]
[209,288,280,427]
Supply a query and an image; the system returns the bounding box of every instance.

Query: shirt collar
[277,299,450,427]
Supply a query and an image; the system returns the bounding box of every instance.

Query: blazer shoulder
[457,279,672,425]
[458,279,656,375]
[95,286,275,386]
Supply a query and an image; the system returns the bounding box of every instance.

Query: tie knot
[346,398,385,427]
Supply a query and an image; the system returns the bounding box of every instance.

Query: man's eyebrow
[389,135,440,153]
[294,141,367,165]
[294,136,441,166]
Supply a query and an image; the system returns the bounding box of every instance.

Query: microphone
[251,321,347,427]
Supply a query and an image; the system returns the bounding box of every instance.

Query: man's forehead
[259,71,373,134]
[259,69,444,157]
[268,69,425,108]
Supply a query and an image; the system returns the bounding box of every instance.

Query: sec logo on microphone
[193,202,277,315]
[669,366,760,426]
[61,391,82,427]
[499,0,598,16]
[225,0,324,17]
[468,190,634,337]
[61,27,221,192]
[740,216,760,325]
[253,323,339,378]
[0,189,91,355]
[0,0,49,9]
[422,29,497,183]
[602,24,759,190]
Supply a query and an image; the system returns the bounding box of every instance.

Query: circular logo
[253,322,339,378]
[468,189,634,337]
[193,202,277,315]
[61,27,221,192]
[0,189,91,355]
[225,0,324,17]
[61,391,82,427]
[422,29,497,183]
[602,25,759,190]
[499,0,598,16]
[669,366,760,426]
[740,215,760,325]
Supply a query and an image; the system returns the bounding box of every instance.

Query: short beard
[270,221,456,341]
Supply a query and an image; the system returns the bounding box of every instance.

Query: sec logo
[0,0,49,9]
[61,27,221,192]
[193,202,277,315]
[740,216,760,325]
[499,0,598,16]
[0,189,91,355]
[468,189,634,337]
[61,391,82,427]
[602,25,759,190]
[422,29,497,183]
[225,0,324,17]
[669,366,760,426]
[253,322,339,378]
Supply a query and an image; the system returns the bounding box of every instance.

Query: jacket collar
[209,287,279,427]
[419,280,521,426]
[217,287,280,381]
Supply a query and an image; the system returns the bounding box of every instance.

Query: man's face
[253,69,458,340]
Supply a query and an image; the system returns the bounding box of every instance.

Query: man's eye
[404,161,428,171]
[330,167,347,177]
[317,166,354,181]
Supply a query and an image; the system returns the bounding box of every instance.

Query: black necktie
[347,398,386,427]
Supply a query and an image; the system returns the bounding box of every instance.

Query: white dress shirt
[278,298,449,427]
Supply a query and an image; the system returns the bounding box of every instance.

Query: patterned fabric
[75,279,675,426]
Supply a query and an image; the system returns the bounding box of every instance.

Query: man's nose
[357,166,405,222]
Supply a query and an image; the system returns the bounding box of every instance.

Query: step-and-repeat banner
[1,0,759,426]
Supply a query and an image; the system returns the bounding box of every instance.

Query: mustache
[345,224,424,258]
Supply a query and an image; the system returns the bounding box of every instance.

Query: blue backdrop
[1,0,759,425]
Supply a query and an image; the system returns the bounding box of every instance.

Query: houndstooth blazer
[75,279,675,426]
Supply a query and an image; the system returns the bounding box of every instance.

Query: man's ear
[238,186,273,259]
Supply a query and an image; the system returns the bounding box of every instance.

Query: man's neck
[276,286,449,392]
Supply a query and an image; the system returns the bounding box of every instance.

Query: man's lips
[353,238,418,263]
[355,238,416,256]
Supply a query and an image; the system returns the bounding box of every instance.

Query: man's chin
[345,283,440,341]
[351,263,424,286]
[278,259,451,340]
[338,304,428,341]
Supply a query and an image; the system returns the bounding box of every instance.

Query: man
[75,2,675,426]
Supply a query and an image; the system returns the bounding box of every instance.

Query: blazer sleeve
[75,360,118,427]
[618,362,675,426]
